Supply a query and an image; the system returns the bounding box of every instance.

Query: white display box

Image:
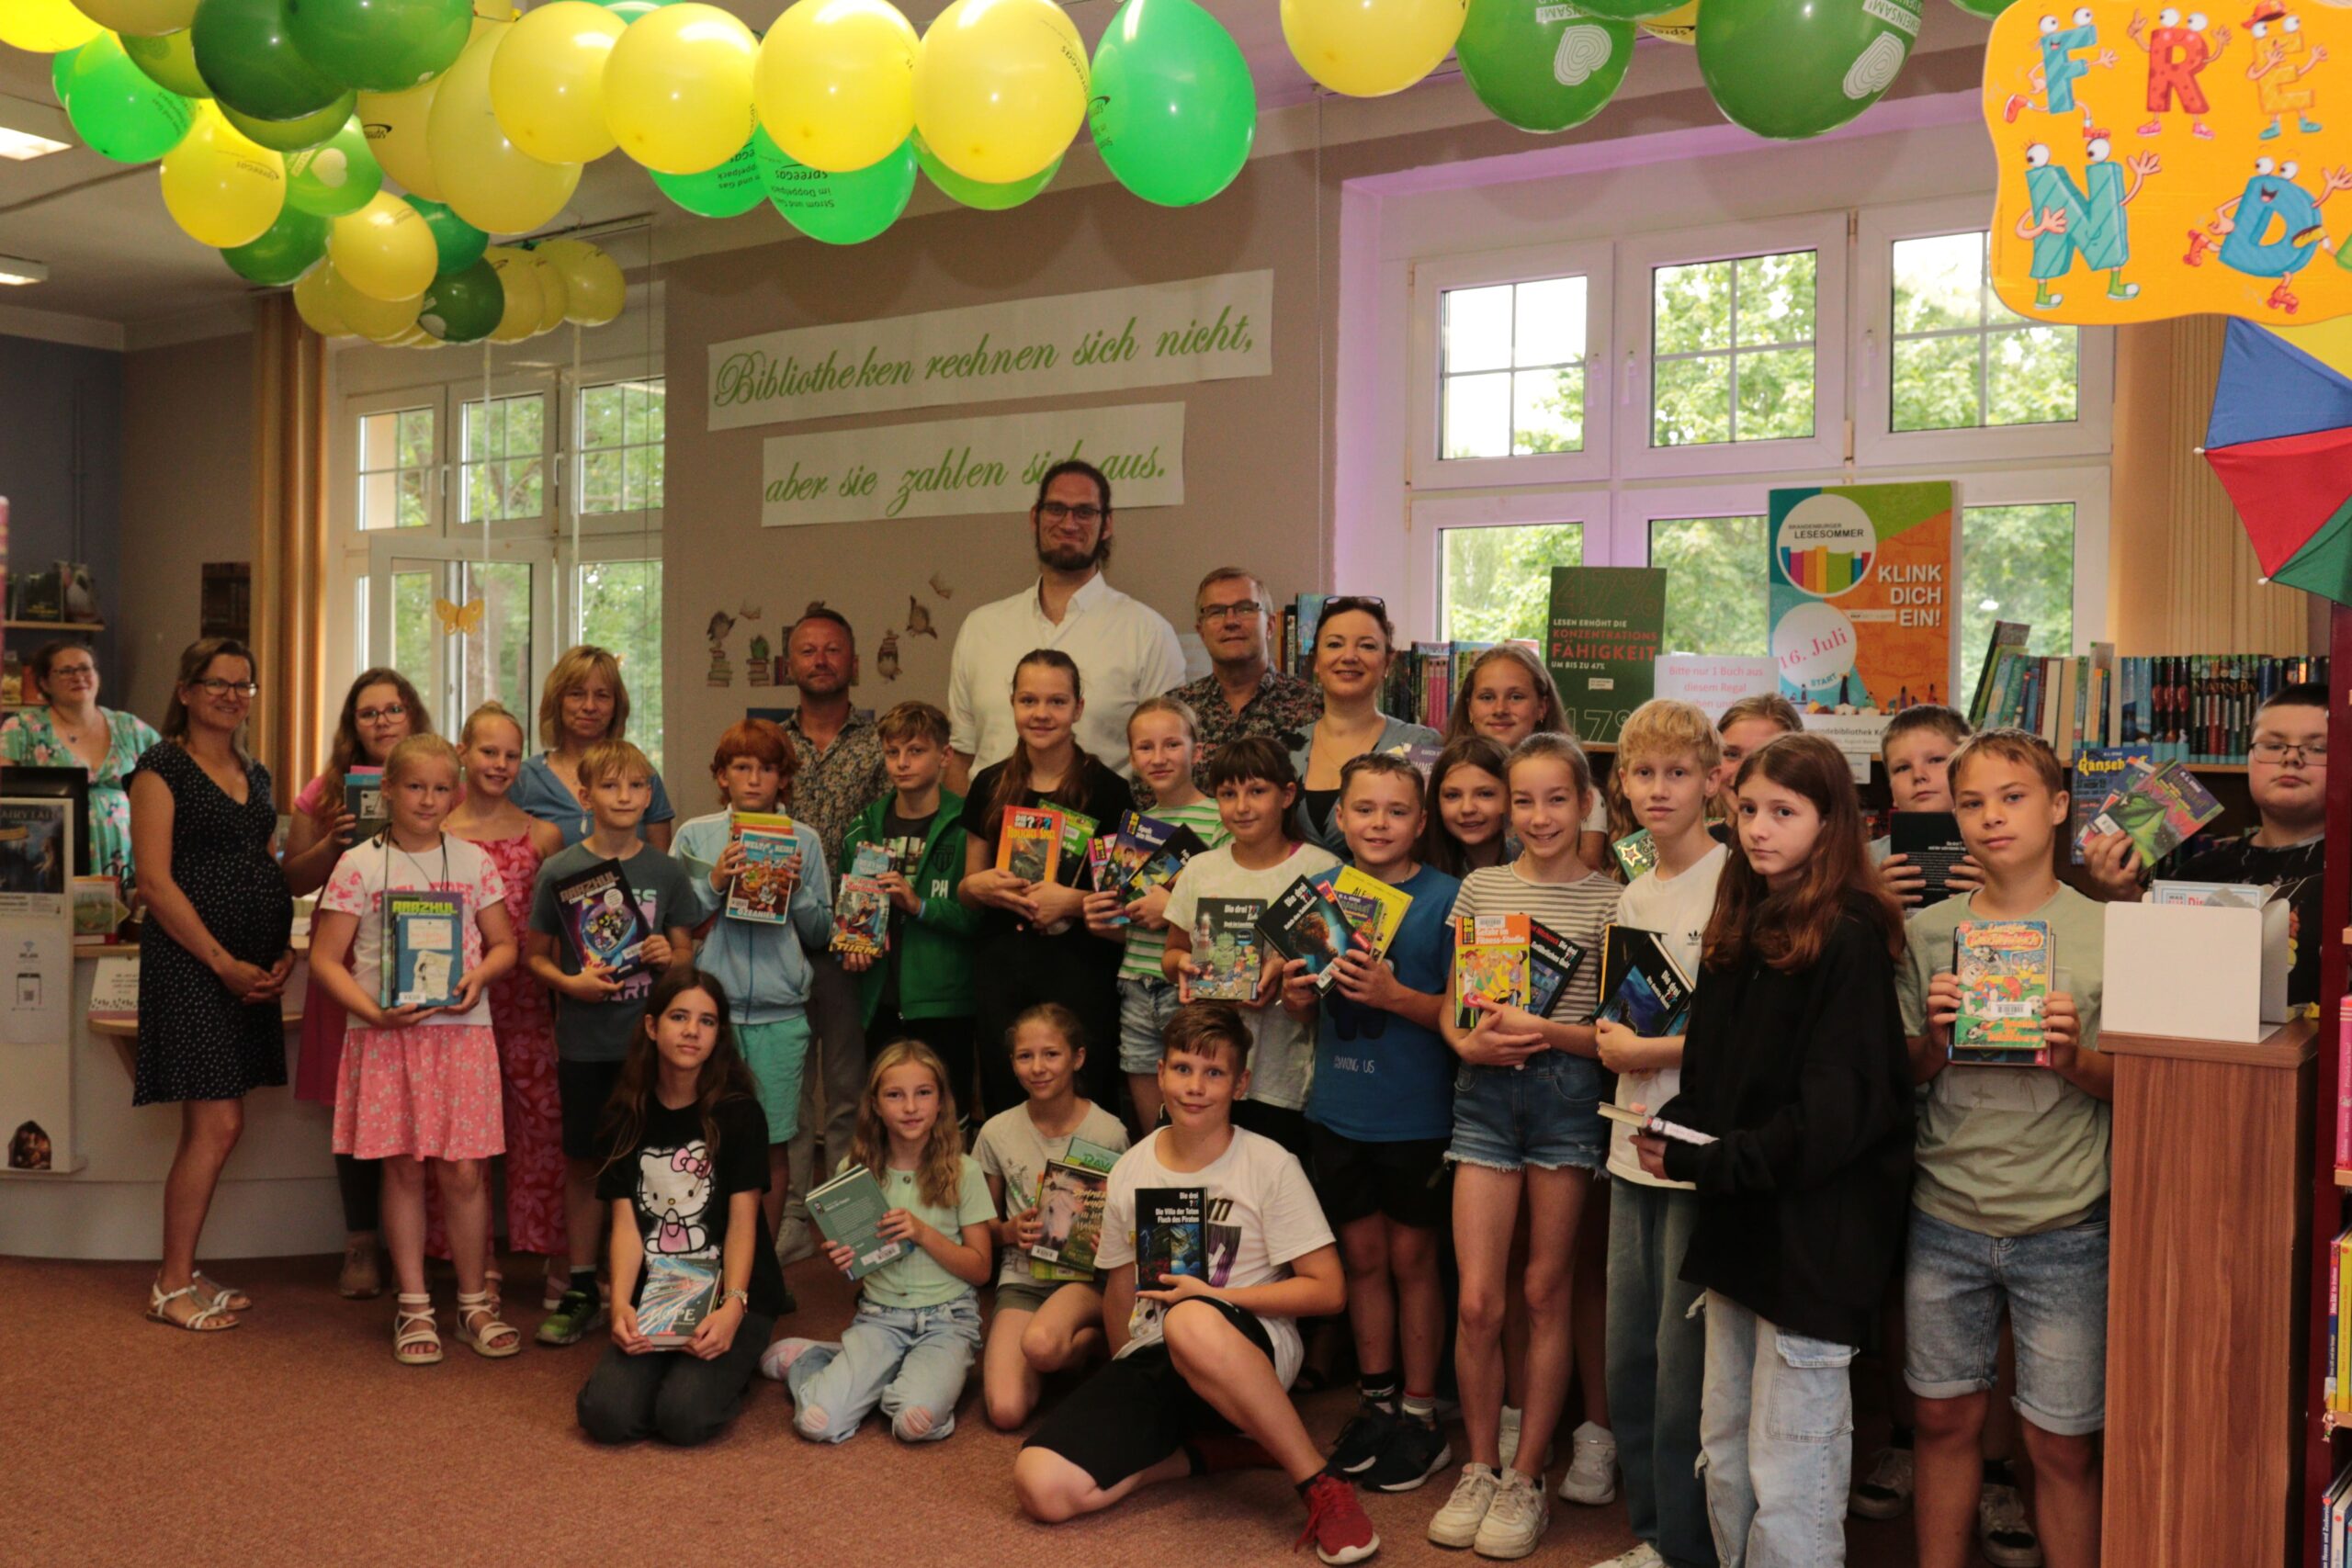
[2100,898,2291,1044]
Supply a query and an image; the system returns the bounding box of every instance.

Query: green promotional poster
[1546,567,1666,745]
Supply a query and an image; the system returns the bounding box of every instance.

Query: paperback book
[1891,811,1968,903]
[1613,829,1658,881]
[1190,897,1267,1001]
[345,766,388,842]
[636,1254,722,1348]
[1257,875,1357,994]
[806,1163,909,1280]
[2087,761,2223,867]
[1136,1187,1206,1286]
[831,874,890,959]
[1453,912,1532,1028]
[1528,918,1589,1021]
[1316,866,1411,962]
[2069,747,2155,862]
[1598,1101,1718,1146]
[2149,879,2270,908]
[1030,1135,1125,1276]
[1113,811,1209,900]
[551,859,655,980]
[725,810,801,923]
[1085,836,1126,928]
[1055,807,1100,867]
[998,806,1065,884]
[1594,924,1694,1036]
[1952,919,2052,1066]
[382,889,465,1010]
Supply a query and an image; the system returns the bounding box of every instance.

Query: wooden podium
[2103,1016,2316,1568]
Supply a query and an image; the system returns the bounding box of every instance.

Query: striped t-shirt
[1118,799,1232,983]
[1449,863,1622,1024]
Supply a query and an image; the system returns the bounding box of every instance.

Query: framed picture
[0,795,71,900]
[0,767,90,880]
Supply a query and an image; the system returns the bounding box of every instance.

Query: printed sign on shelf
[1655,654,1779,721]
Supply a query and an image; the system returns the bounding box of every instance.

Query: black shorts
[559,1057,625,1161]
[1307,1122,1451,1230]
[1232,1098,1311,1158]
[1022,1297,1277,1492]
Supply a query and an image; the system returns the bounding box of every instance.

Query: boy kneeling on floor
[1013,1000,1382,1565]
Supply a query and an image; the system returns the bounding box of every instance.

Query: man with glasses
[1153,567,1322,803]
[2085,682,2329,1008]
[945,457,1186,790]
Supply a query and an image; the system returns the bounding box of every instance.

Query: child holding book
[309,734,521,1365]
[1294,753,1462,1495]
[1162,736,1341,1156]
[959,650,1136,1117]
[1013,1001,1378,1566]
[1442,644,1611,867]
[576,969,787,1446]
[1418,736,1512,880]
[1900,728,2110,1568]
[673,719,833,1238]
[526,739,698,1348]
[1874,705,1985,909]
[1085,695,1229,1135]
[975,1002,1132,1428]
[1589,699,1728,1568]
[842,701,983,1118]
[1635,730,1915,1568]
[1430,733,1623,1559]
[764,1040,996,1444]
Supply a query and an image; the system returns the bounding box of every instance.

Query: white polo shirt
[947,572,1187,780]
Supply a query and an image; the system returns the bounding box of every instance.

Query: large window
[579,378,666,516]
[461,392,548,525]
[1650,514,1770,657]
[1957,500,2079,714]
[1650,249,1817,448]
[1890,231,2078,433]
[1441,523,1584,642]
[356,405,435,532]
[580,558,665,772]
[1440,276,1589,459]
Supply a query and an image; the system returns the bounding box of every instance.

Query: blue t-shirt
[1307,862,1461,1143]
[511,751,676,848]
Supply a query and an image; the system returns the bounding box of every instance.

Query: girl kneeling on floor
[763,1039,997,1443]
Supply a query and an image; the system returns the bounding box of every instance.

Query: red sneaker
[1296,1472,1380,1565]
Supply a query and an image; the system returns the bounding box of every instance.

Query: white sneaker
[1978,1480,2044,1568]
[1496,1405,1554,1472]
[1428,1462,1500,1549]
[1558,1421,1618,1505]
[1849,1442,1916,1519]
[1472,1468,1550,1559]
[1583,1547,1665,1568]
[775,1215,815,1266]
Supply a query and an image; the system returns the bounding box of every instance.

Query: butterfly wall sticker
[435,597,486,637]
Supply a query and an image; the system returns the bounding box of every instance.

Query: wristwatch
[724,1287,750,1309]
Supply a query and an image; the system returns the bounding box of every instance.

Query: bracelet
[724,1287,750,1309]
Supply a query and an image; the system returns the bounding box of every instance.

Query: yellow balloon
[73,0,198,37]
[1638,0,1698,43]
[1278,0,1465,96]
[484,244,544,342]
[490,1,626,164]
[428,25,583,234]
[530,249,569,333]
[754,0,918,175]
[358,81,445,201]
[535,237,623,324]
[159,106,286,249]
[0,0,103,51]
[602,2,757,175]
[910,0,1086,186]
[390,323,439,347]
[327,189,439,301]
[322,262,422,342]
[291,264,354,337]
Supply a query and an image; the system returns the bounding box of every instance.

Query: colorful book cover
[1085,836,1127,927]
[806,1163,909,1280]
[1593,923,1693,1036]
[1115,813,1210,901]
[1136,1186,1205,1286]
[1453,912,1532,1028]
[830,876,889,957]
[345,766,388,842]
[845,842,891,880]
[1031,1137,1124,1273]
[997,806,1064,884]
[636,1253,722,1348]
[1766,482,1954,715]
[382,889,465,1010]
[551,859,655,980]
[1528,917,1589,1021]
[1320,865,1411,961]
[1191,897,1266,1001]
[725,810,801,924]
[1967,620,2031,727]
[2088,761,2222,867]
[2069,747,2155,863]
[1257,875,1357,995]
[1545,568,1666,745]
[1055,807,1099,865]
[1612,829,1657,881]
[1951,919,2052,1066]
[1028,1136,1125,1282]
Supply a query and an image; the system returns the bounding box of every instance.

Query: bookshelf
[3,619,103,632]
[2302,604,2352,1565]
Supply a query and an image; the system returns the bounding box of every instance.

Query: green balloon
[653,133,767,219]
[1568,0,1686,20]
[220,204,329,282]
[1457,0,1634,133]
[285,116,383,213]
[62,31,198,163]
[192,0,348,121]
[419,257,503,343]
[123,30,213,98]
[914,132,1057,210]
[1944,0,2012,15]
[600,0,672,20]
[1698,0,1920,140]
[403,195,485,272]
[283,0,472,95]
[220,89,356,150]
[1086,0,1254,208]
[52,43,83,106]
[756,132,915,246]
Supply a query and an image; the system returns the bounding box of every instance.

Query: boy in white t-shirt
[1014,1001,1379,1565]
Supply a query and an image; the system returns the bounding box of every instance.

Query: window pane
[1986,326,2079,427]
[1512,367,1583,454]
[361,468,398,532]
[458,559,535,720]
[1734,251,1815,347]
[397,468,429,529]
[1441,525,1583,643]
[398,409,433,468]
[1442,285,1514,374]
[578,378,666,514]
[1958,502,2075,713]
[1736,348,1815,441]
[579,559,664,774]
[1650,516,1770,658]
[1654,261,1732,355]
[1513,276,1586,367]
[1893,333,1982,432]
[582,449,623,514]
[1442,371,1512,458]
[1892,232,1984,334]
[390,569,435,693]
[1653,355,1732,446]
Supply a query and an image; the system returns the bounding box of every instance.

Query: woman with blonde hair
[510,644,678,852]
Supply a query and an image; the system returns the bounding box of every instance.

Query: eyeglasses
[191,678,258,697]
[47,664,96,680]
[1035,502,1103,525]
[356,704,409,723]
[1198,600,1266,623]
[2250,738,2327,763]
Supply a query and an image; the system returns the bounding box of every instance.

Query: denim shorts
[1446,1052,1606,1173]
[1118,976,1182,1076]
[1905,1201,2109,1436]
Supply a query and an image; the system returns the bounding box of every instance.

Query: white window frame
[1951,464,2111,665]
[1614,212,1851,480]
[567,363,669,536]
[362,533,562,723]
[1405,489,1616,642]
[1852,197,2114,469]
[1408,240,1616,491]
[452,371,559,539]
[345,387,448,536]
[1615,483,1779,658]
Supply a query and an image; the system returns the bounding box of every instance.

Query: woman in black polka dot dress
[129,638,295,1332]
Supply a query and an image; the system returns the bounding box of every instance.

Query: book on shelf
[1598,1101,1718,1146]
[2333,1223,2352,1420]
[1315,865,1411,961]
[1891,811,1968,903]
[997,806,1065,884]
[1453,912,1532,1028]
[1951,919,2052,1066]
[636,1254,722,1348]
[551,858,656,980]
[345,766,388,842]
[1593,923,1693,1037]
[1029,1135,1124,1277]
[1136,1186,1207,1286]
[2086,761,2223,867]
[1964,635,2335,767]
[1189,897,1266,1000]
[381,889,466,1010]
[1256,875,1357,995]
[2337,997,2351,1176]
[806,1163,909,1280]
[2325,1451,2352,1565]
[1527,917,1589,1021]
[1967,621,2031,728]
[725,810,801,923]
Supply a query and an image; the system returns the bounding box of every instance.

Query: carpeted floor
[0,1247,1920,1565]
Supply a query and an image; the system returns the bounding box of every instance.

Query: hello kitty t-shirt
[595,1094,787,1320]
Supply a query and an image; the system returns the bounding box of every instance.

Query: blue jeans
[1607,1183,1716,1568]
[1447,1053,1606,1172]
[786,1295,983,1444]
[1698,1292,1855,1568]
[1905,1201,2108,1436]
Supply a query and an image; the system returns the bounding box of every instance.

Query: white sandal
[455,1289,521,1359]
[148,1278,237,1332]
[191,1269,251,1312]
[393,1292,442,1365]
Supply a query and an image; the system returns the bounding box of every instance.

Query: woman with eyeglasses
[285,667,435,1301]
[128,638,296,1332]
[0,638,162,891]
[1288,598,1441,852]
[510,644,678,852]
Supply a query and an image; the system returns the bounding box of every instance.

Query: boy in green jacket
[841,701,984,1126]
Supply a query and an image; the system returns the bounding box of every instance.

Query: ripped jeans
[1696,1291,1856,1568]
[786,1295,983,1444]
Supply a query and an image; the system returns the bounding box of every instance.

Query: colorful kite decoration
[2205,317,2352,603]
